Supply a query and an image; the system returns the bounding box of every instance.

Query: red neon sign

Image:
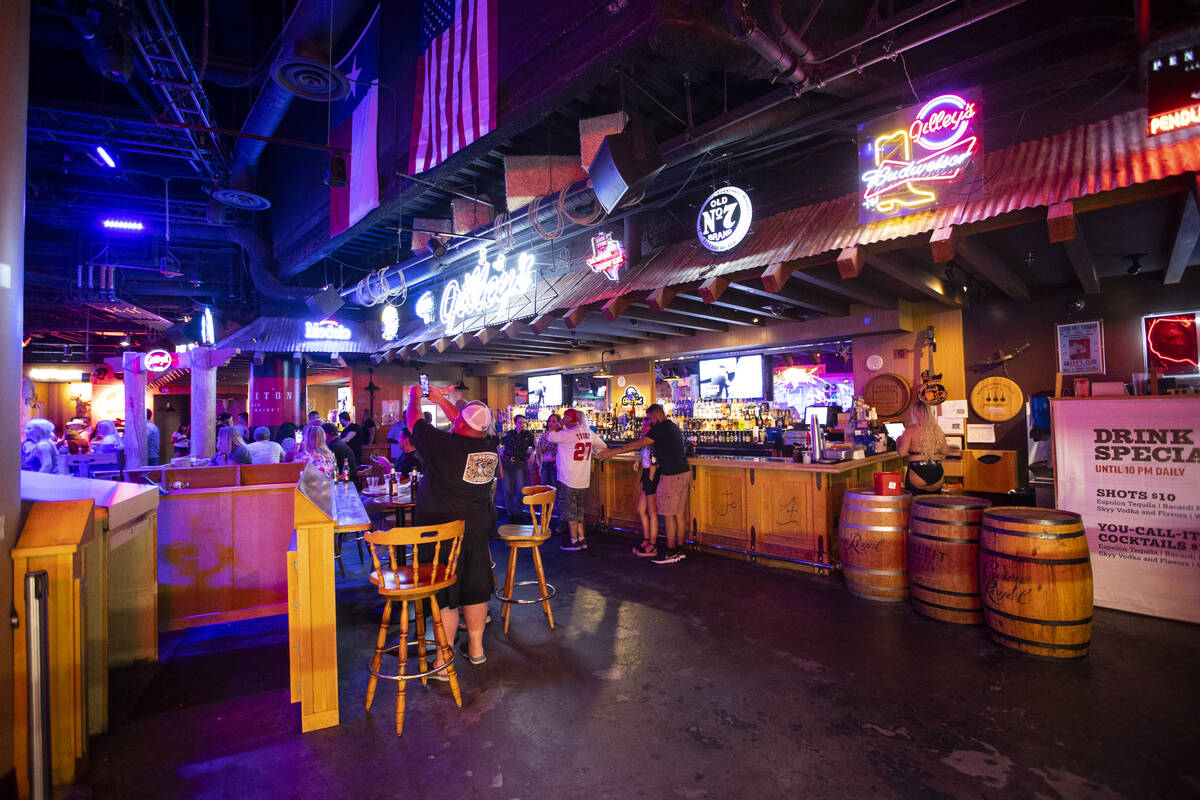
[143,349,173,372]
[586,232,625,281]
[1146,314,1200,375]
[1148,104,1200,136]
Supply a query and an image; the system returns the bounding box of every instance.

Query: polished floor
[87,528,1199,799]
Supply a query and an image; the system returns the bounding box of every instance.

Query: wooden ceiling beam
[602,293,635,321]
[786,267,898,308]
[1047,201,1100,294]
[952,237,1031,301]
[727,281,849,318]
[1165,173,1200,285]
[500,321,526,340]
[474,325,502,346]
[868,253,966,307]
[837,246,865,279]
[663,296,760,326]
[529,312,562,334]
[646,286,678,313]
[698,275,730,304]
[624,304,728,333]
[432,337,453,353]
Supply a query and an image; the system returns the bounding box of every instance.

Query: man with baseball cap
[544,408,607,551]
[405,384,499,666]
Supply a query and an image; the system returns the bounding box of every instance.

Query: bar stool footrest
[367,640,449,682]
[495,580,556,604]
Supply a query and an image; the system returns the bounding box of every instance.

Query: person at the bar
[145,409,160,466]
[297,422,335,475]
[896,401,948,494]
[93,419,123,452]
[171,423,189,458]
[533,412,561,532]
[499,414,535,523]
[338,411,363,467]
[233,411,250,442]
[246,426,284,464]
[633,416,660,558]
[21,418,60,473]
[598,403,690,564]
[323,422,357,477]
[545,408,607,551]
[209,426,251,466]
[405,384,498,668]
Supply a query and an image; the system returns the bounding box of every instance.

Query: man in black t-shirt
[499,414,536,523]
[392,427,423,477]
[339,411,363,465]
[322,423,357,477]
[598,403,691,564]
[406,384,498,667]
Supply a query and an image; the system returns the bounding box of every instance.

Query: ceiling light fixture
[426,236,448,260]
[103,218,143,231]
[1123,253,1146,276]
[593,348,616,379]
[95,145,117,168]
[324,153,348,187]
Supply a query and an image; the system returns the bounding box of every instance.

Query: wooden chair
[364,520,465,735]
[495,485,557,633]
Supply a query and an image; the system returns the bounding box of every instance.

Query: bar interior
[3,0,1199,797]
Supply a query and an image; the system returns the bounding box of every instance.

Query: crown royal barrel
[907,495,991,624]
[838,490,912,602]
[979,507,1094,659]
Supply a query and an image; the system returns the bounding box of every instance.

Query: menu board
[1052,397,1200,623]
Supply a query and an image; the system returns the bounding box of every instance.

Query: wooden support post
[475,326,501,345]
[500,321,526,340]
[837,246,865,279]
[433,337,452,353]
[646,286,677,313]
[190,350,217,459]
[1165,173,1200,284]
[698,275,730,304]
[120,352,147,469]
[602,294,634,321]
[1047,201,1100,294]
[761,262,794,293]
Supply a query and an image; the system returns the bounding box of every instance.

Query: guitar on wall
[917,325,949,405]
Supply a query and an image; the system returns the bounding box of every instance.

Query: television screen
[772,365,854,413]
[885,422,906,439]
[527,374,563,407]
[805,406,829,426]
[572,375,609,401]
[698,354,764,400]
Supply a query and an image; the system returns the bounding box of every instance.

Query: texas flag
[330,5,381,237]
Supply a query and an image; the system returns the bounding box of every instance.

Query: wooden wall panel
[232,490,296,609]
[693,466,748,549]
[852,301,964,419]
[157,492,235,627]
[603,459,642,533]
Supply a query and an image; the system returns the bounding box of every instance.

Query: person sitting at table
[209,426,252,466]
[22,418,60,473]
[66,418,91,452]
[392,426,422,477]
[896,401,948,495]
[171,423,189,457]
[92,419,123,452]
[246,426,284,464]
[297,422,335,476]
[323,422,357,478]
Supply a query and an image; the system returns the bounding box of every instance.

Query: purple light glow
[103,219,143,231]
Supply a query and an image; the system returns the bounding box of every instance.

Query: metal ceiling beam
[868,253,966,307]
[624,304,727,333]
[1047,201,1100,295]
[726,281,849,318]
[1164,174,1200,285]
[668,296,761,326]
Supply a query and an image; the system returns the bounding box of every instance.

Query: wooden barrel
[979,507,1093,660]
[838,491,912,602]
[908,495,991,624]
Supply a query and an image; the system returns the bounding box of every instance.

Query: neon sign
[586,232,625,281]
[415,291,435,324]
[381,304,399,340]
[1144,313,1200,376]
[857,90,982,224]
[143,349,173,372]
[1147,42,1200,136]
[304,319,353,340]
[200,306,215,345]
[1148,105,1200,136]
[436,247,535,329]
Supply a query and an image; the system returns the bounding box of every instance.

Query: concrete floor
[86,530,1200,799]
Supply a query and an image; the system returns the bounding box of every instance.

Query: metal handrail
[25,571,52,800]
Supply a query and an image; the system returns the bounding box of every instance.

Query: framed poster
[1056,320,1105,375]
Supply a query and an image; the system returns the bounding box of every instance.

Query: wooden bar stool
[495,486,556,633]
[364,521,464,735]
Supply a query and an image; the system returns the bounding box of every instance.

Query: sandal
[633,539,658,558]
[458,641,486,665]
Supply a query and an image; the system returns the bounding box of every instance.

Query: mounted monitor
[698,354,764,400]
[527,374,563,407]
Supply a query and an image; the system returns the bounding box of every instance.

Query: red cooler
[873,471,902,495]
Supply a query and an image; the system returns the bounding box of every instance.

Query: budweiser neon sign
[857,90,983,224]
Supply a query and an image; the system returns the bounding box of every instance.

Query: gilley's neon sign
[857,90,983,224]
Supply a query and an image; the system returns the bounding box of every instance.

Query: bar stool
[495,486,556,633]
[364,520,464,735]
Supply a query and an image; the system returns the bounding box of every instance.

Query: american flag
[408,0,497,174]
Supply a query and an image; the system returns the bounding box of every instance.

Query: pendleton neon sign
[433,247,535,329]
[857,90,983,224]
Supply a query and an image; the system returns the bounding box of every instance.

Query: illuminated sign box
[857,88,983,224]
[1147,42,1200,136]
[1144,311,1200,377]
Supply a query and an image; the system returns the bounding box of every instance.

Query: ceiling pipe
[228,226,318,305]
[230,0,368,192]
[765,0,816,67]
[724,0,806,87]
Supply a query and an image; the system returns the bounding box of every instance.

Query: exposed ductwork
[725,0,809,88]
[765,0,816,68]
[228,0,369,195]
[228,226,318,305]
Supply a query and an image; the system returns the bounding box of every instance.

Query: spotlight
[1123,253,1145,276]
[427,237,447,260]
[103,218,143,231]
[324,153,348,187]
[95,145,117,168]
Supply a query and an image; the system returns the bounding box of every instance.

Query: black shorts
[415,503,496,609]
[905,461,944,494]
[640,470,660,495]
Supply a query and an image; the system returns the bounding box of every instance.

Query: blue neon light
[96,146,116,168]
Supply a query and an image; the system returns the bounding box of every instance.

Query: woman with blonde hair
[896,402,948,494]
[297,422,336,476]
[209,425,252,466]
[21,418,60,473]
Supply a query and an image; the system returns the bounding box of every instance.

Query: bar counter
[592,452,902,570]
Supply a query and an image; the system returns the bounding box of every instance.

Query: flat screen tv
[698,354,764,400]
[772,365,854,412]
[527,374,563,407]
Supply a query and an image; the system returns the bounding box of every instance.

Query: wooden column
[122,352,148,470]
[190,348,218,459]
[290,490,340,732]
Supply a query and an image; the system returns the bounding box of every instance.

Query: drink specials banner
[1051,397,1200,623]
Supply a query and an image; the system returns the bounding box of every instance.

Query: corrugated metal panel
[216,317,383,354]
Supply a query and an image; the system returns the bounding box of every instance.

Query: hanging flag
[408,0,498,174]
[330,5,381,237]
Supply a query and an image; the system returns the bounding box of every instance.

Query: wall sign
[1144,311,1199,376]
[1147,42,1200,135]
[620,385,645,407]
[143,349,173,372]
[435,247,535,329]
[415,292,436,325]
[380,304,399,341]
[969,376,1023,422]
[857,89,983,224]
[1052,396,1200,623]
[697,186,753,253]
[305,319,353,341]
[1056,320,1105,375]
[586,231,625,281]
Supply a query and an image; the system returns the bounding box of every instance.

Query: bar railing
[25,570,52,800]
